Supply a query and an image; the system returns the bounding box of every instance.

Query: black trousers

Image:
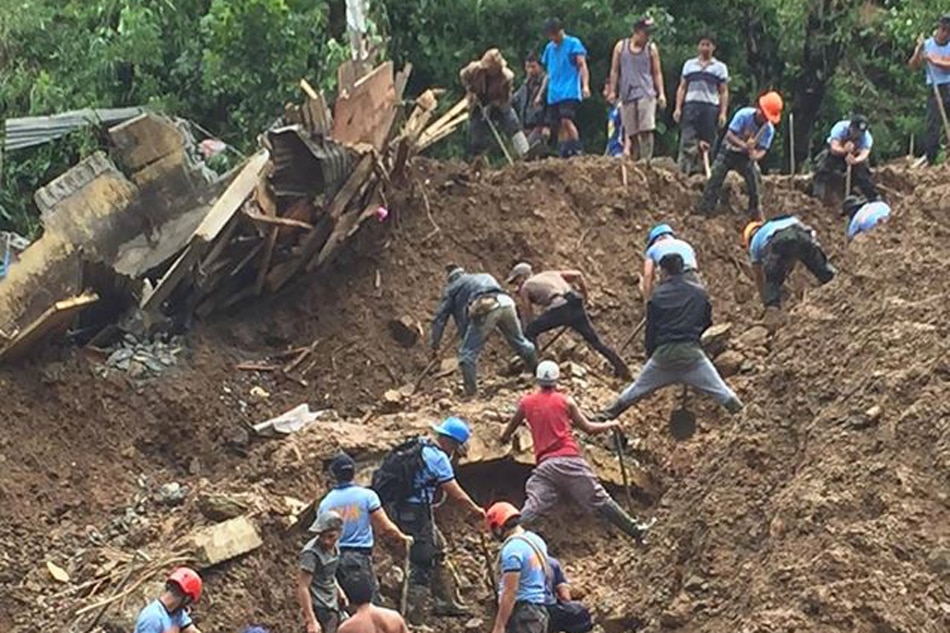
[337,549,380,605]
[700,149,761,218]
[525,292,629,377]
[677,102,719,175]
[925,83,950,165]
[392,503,442,586]
[814,150,879,200]
[761,226,835,307]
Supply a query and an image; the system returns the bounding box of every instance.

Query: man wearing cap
[506,263,630,379]
[841,195,891,241]
[699,92,783,219]
[607,17,667,162]
[319,453,413,604]
[673,33,729,175]
[431,264,537,396]
[641,224,700,301]
[598,254,743,421]
[741,215,836,308]
[537,18,591,158]
[909,14,950,166]
[460,48,532,160]
[501,361,655,541]
[813,115,881,201]
[394,417,484,621]
[298,511,345,633]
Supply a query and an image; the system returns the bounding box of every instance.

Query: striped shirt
[681,57,729,105]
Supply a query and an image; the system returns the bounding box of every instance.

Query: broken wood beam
[254,227,279,296]
[243,207,314,231]
[0,292,99,363]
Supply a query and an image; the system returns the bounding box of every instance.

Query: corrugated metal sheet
[4,107,147,151]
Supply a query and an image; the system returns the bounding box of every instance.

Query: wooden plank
[254,227,279,296]
[332,62,397,151]
[394,63,413,102]
[300,79,331,136]
[0,292,98,363]
[308,185,380,272]
[243,207,314,231]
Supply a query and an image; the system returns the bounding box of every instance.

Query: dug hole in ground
[1,157,949,633]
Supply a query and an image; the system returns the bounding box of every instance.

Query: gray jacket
[431,272,503,348]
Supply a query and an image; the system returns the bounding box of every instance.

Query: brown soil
[1,157,948,633]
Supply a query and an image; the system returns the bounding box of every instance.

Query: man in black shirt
[598,254,742,419]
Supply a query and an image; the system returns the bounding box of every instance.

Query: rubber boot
[460,362,478,396]
[597,498,656,543]
[724,397,744,414]
[511,131,530,158]
[406,585,432,626]
[431,561,471,617]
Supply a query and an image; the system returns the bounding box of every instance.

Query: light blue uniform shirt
[318,483,382,549]
[134,599,193,633]
[406,442,455,505]
[848,201,891,240]
[727,107,775,151]
[748,216,801,263]
[499,531,549,604]
[541,35,587,104]
[827,120,873,150]
[645,237,699,271]
[923,37,950,85]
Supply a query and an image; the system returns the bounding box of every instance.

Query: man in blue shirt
[909,14,950,165]
[486,502,550,633]
[431,264,537,396]
[842,196,891,241]
[544,556,593,633]
[319,453,412,604]
[813,115,880,201]
[641,223,701,300]
[134,568,203,633]
[537,18,591,158]
[390,417,485,622]
[673,33,729,175]
[699,91,783,219]
[742,216,836,308]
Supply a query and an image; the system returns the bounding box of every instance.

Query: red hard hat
[486,502,521,532]
[168,567,203,603]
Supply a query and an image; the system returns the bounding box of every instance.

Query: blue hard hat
[431,416,471,444]
[646,223,675,248]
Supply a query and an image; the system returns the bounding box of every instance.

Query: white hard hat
[536,360,560,386]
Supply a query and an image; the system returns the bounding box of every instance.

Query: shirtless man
[506,262,630,379]
[338,576,409,633]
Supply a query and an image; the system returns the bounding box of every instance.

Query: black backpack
[371,437,428,506]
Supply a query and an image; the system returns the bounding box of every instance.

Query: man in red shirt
[500,361,655,541]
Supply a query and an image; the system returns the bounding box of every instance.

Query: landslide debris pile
[1,157,948,633]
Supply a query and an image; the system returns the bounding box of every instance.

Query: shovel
[844,163,852,198]
[399,542,412,615]
[668,385,697,441]
[612,429,635,508]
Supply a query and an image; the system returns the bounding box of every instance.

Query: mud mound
[1,157,948,633]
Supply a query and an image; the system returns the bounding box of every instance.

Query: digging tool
[399,542,412,615]
[619,317,647,355]
[700,142,712,179]
[621,158,629,186]
[612,428,635,508]
[484,111,515,166]
[844,163,852,198]
[478,533,498,595]
[539,326,569,355]
[789,112,796,174]
[669,385,697,440]
[931,77,950,151]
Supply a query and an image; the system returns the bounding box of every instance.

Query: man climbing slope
[813,114,881,201]
[641,223,701,301]
[537,18,591,157]
[607,17,667,161]
[506,262,630,379]
[842,195,891,241]
[460,48,531,160]
[431,264,537,396]
[598,254,743,420]
[908,14,950,165]
[742,215,836,308]
[673,33,729,175]
[486,502,551,633]
[500,361,654,541]
[699,92,783,219]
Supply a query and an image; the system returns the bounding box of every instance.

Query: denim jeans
[459,294,537,394]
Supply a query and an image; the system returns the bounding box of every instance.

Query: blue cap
[646,223,674,248]
[431,416,471,444]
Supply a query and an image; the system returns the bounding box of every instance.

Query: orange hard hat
[741,221,764,250]
[167,567,203,603]
[758,91,783,124]
[485,501,521,532]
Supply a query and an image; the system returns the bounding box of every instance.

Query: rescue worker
[391,417,484,622]
[133,568,204,633]
[908,14,950,166]
[500,361,655,541]
[812,114,881,201]
[297,511,345,633]
[699,91,783,219]
[537,18,591,157]
[460,49,531,159]
[431,264,538,396]
[544,555,593,633]
[742,215,836,308]
[673,33,730,175]
[318,452,413,603]
[337,575,410,633]
[641,224,701,301]
[506,262,630,379]
[607,17,667,161]
[598,254,743,420]
[842,195,892,241]
[486,502,551,633]
[512,52,550,149]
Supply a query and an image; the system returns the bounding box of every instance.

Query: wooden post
[789,112,796,175]
[909,133,915,158]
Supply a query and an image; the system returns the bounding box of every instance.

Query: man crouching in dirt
[431,264,538,396]
[460,48,532,163]
[134,567,203,633]
[501,361,654,541]
[338,575,410,633]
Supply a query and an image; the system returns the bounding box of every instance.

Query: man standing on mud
[512,52,550,149]
[460,48,531,160]
[298,511,345,633]
[673,33,729,175]
[537,18,591,157]
[908,14,950,166]
[506,262,630,379]
[431,264,537,396]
